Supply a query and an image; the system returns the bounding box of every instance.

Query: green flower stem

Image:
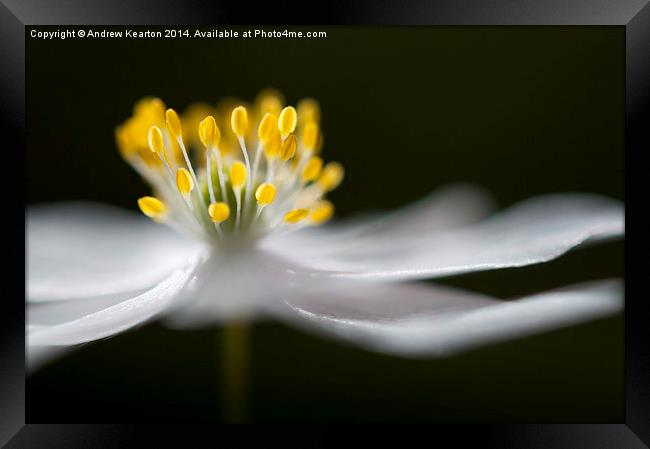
[220,321,250,423]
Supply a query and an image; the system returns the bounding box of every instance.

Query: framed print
[2,0,648,446]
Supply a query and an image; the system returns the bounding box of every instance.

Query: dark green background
[27,27,624,422]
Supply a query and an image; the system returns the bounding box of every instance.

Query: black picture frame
[2,0,648,446]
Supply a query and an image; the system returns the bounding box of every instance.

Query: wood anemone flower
[26,91,624,371]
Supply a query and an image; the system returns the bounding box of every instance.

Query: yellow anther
[134,97,166,121]
[255,183,276,206]
[318,162,344,192]
[165,108,183,139]
[315,133,324,153]
[231,106,248,137]
[230,161,247,189]
[310,201,334,224]
[258,113,277,142]
[297,98,320,125]
[259,96,282,116]
[137,196,166,219]
[278,106,297,135]
[280,134,297,161]
[264,131,281,159]
[301,156,323,182]
[208,202,230,223]
[176,167,194,195]
[301,121,320,150]
[148,126,165,157]
[283,208,309,224]
[137,148,162,167]
[183,103,214,138]
[256,88,284,116]
[199,115,221,148]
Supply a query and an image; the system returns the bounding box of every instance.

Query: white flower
[26,91,624,369]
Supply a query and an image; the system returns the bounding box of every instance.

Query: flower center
[115,90,343,247]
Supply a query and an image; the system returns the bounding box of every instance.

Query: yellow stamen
[230,160,247,230]
[176,167,194,195]
[119,91,341,241]
[230,161,247,189]
[148,126,165,157]
[258,113,277,142]
[165,108,183,140]
[182,102,214,146]
[256,88,284,116]
[137,196,166,219]
[297,98,320,125]
[301,121,320,151]
[310,201,334,223]
[315,134,324,153]
[264,132,281,160]
[284,208,309,224]
[199,115,221,149]
[201,116,228,206]
[255,183,276,206]
[137,148,162,167]
[208,202,230,223]
[318,162,344,192]
[301,156,323,182]
[278,106,297,135]
[134,97,166,120]
[280,134,297,161]
[231,106,248,138]
[118,98,167,155]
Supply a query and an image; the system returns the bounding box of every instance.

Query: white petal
[272,279,623,357]
[263,183,495,257]
[274,193,623,281]
[27,254,202,346]
[27,201,201,301]
[163,248,331,327]
[28,290,148,326]
[27,345,74,373]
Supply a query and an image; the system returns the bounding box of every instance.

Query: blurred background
[27,26,624,422]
